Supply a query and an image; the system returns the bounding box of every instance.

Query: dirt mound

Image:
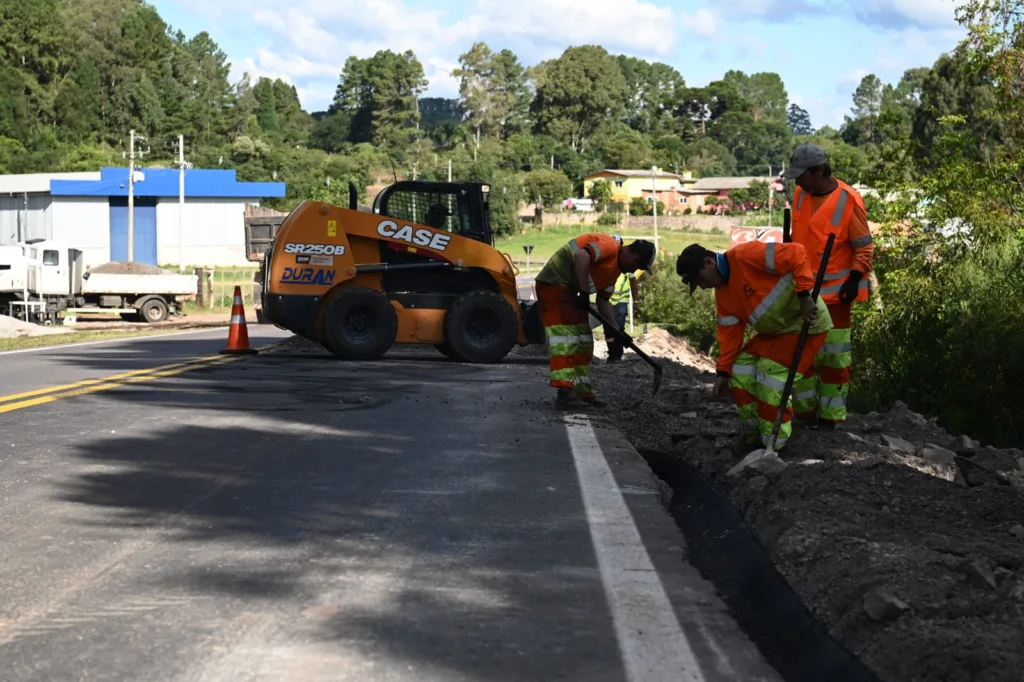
[0,314,74,338]
[597,349,1024,682]
[633,327,716,371]
[88,262,172,275]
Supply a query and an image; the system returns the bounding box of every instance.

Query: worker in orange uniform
[535,234,656,409]
[782,142,875,430]
[676,241,833,450]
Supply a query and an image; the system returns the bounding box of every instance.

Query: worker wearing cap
[535,234,656,409]
[783,142,875,430]
[676,241,833,450]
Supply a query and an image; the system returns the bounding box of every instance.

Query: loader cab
[372,181,493,246]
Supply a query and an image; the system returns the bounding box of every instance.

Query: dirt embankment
[596,329,1024,682]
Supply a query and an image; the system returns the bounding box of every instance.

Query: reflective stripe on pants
[731,331,827,451]
[536,282,596,398]
[793,302,852,422]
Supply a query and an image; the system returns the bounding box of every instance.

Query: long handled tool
[728,234,835,473]
[782,207,792,243]
[588,304,664,396]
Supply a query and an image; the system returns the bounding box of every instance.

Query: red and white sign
[730,226,783,248]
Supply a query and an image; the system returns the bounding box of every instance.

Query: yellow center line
[0,355,242,415]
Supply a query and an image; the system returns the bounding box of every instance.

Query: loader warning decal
[376,219,452,252]
[327,220,337,237]
[280,267,336,286]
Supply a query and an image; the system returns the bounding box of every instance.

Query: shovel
[782,207,792,243]
[588,304,664,396]
[728,234,836,475]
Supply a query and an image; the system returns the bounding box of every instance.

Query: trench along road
[0,326,782,682]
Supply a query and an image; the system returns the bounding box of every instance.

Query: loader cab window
[42,250,59,266]
[375,183,491,245]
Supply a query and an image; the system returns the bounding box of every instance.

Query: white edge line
[0,326,232,356]
[565,413,705,682]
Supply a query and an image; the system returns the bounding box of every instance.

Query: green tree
[787,103,813,135]
[530,45,628,153]
[333,49,428,150]
[523,168,571,207]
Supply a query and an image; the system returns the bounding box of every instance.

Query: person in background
[603,268,641,363]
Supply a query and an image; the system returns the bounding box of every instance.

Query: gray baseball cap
[783,142,827,178]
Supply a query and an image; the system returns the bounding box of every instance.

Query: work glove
[573,290,590,310]
[838,270,863,303]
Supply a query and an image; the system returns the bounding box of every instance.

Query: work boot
[579,394,607,408]
[818,419,838,431]
[793,414,818,429]
[555,388,584,409]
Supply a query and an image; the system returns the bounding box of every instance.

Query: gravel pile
[595,335,1024,682]
[0,314,74,338]
[88,262,173,275]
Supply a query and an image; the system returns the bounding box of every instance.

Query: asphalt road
[0,330,782,682]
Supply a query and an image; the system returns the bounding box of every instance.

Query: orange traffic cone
[220,285,259,355]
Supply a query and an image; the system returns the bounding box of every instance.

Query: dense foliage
[0,0,951,235]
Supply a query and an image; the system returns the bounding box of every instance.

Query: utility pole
[177,135,186,272]
[128,129,135,262]
[650,166,659,256]
[126,129,148,262]
[768,164,773,228]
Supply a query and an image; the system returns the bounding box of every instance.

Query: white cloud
[681,8,719,37]
[854,0,959,29]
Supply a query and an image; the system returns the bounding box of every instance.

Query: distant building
[0,167,285,268]
[678,176,776,213]
[582,168,698,205]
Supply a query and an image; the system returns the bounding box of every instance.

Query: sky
[150,0,967,132]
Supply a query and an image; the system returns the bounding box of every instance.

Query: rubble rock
[1009,524,1024,540]
[919,445,957,465]
[958,434,975,451]
[890,400,929,427]
[963,559,998,590]
[727,450,780,477]
[882,434,916,454]
[863,590,910,622]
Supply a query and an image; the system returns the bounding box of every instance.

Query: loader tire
[434,340,464,362]
[323,286,397,361]
[443,290,518,364]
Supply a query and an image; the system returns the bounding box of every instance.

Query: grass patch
[495,225,731,266]
[0,327,190,352]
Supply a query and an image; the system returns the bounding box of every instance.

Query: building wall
[156,197,259,267]
[584,174,697,202]
[51,197,110,267]
[0,194,52,245]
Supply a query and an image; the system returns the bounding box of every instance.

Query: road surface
[0,328,782,681]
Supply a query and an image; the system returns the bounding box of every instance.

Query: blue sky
[151,0,966,131]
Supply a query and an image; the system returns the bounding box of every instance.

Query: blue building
[0,167,286,268]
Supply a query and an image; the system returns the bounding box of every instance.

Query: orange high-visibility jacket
[715,241,833,373]
[536,233,623,300]
[791,179,874,305]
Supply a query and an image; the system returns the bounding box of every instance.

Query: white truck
[0,239,197,325]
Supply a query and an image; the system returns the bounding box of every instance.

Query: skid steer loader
[260,180,547,362]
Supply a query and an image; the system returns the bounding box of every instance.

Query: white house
[0,167,286,268]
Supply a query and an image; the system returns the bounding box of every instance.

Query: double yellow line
[0,354,242,415]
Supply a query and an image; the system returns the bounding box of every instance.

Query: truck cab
[21,240,85,298]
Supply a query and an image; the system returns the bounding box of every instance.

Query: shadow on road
[42,340,616,680]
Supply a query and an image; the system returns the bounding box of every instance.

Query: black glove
[838,271,863,303]
[573,290,590,310]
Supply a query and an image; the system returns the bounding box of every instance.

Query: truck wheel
[139,298,169,324]
[322,287,397,360]
[443,290,518,363]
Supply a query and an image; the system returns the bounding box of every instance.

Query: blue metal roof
[49,167,286,198]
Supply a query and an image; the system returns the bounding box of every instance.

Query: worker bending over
[783,143,875,429]
[535,234,655,409]
[676,240,833,451]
